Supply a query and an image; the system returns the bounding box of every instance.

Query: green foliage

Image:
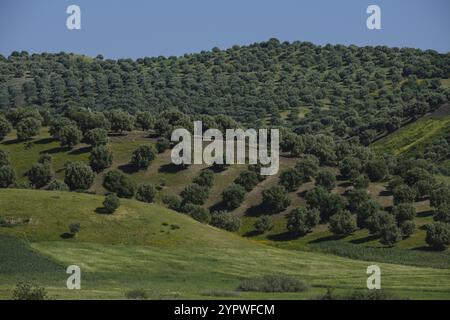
[434,203,450,223]
[367,211,396,235]
[210,211,241,232]
[26,162,53,188]
[89,145,113,172]
[58,125,82,149]
[186,205,211,224]
[306,187,344,222]
[162,194,182,211]
[193,170,214,189]
[399,220,416,238]
[155,137,170,153]
[235,170,259,191]
[135,111,154,131]
[136,183,156,203]
[181,183,209,206]
[237,275,309,293]
[365,159,388,182]
[254,215,273,234]
[64,161,94,191]
[102,170,136,198]
[295,155,319,182]
[103,193,120,214]
[69,223,81,235]
[85,128,108,147]
[221,184,246,210]
[430,185,450,208]
[279,167,302,192]
[45,179,69,191]
[107,109,134,133]
[16,117,41,140]
[286,207,320,236]
[125,289,148,300]
[262,185,291,213]
[425,222,450,250]
[315,170,337,191]
[11,282,49,300]
[130,145,156,169]
[379,223,402,246]
[329,211,357,236]
[0,115,12,141]
[0,149,11,166]
[392,203,416,223]
[0,165,16,188]
[393,185,416,205]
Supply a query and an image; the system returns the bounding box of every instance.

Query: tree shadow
[68,146,92,155]
[118,163,140,174]
[417,210,433,218]
[349,234,379,244]
[244,203,273,217]
[60,232,74,239]
[338,182,352,188]
[208,201,228,213]
[308,234,343,244]
[267,231,298,242]
[42,146,70,154]
[243,230,261,237]
[34,137,55,145]
[95,207,112,215]
[158,163,187,174]
[379,190,391,197]
[1,139,23,145]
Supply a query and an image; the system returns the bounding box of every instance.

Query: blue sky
[0,0,449,59]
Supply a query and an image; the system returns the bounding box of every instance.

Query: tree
[135,111,154,131]
[107,109,134,133]
[387,176,404,193]
[89,145,113,172]
[64,161,95,191]
[354,198,380,229]
[26,163,53,188]
[262,185,291,212]
[393,185,416,205]
[425,222,450,250]
[329,211,357,236]
[69,223,81,236]
[193,170,214,189]
[186,205,211,223]
[434,203,450,223]
[130,145,156,169]
[367,211,396,235]
[155,137,170,153]
[286,207,320,236]
[379,223,402,246]
[306,187,344,222]
[339,156,361,179]
[0,149,10,166]
[58,125,82,149]
[38,153,52,165]
[399,220,415,238]
[45,180,69,191]
[365,159,388,182]
[136,183,156,203]
[0,165,16,188]
[235,170,259,191]
[392,203,416,223]
[85,128,108,147]
[181,183,209,205]
[103,193,120,214]
[221,184,246,210]
[279,168,302,192]
[102,170,136,198]
[430,185,450,208]
[295,155,319,182]
[254,215,273,234]
[162,194,182,211]
[16,117,41,140]
[351,174,370,189]
[0,116,12,141]
[315,170,336,191]
[210,211,241,232]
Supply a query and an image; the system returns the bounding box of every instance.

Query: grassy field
[1,189,450,300]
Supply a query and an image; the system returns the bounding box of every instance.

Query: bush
[221,184,246,210]
[237,275,309,293]
[85,128,108,146]
[130,145,156,169]
[0,149,10,166]
[0,165,16,188]
[379,223,402,246]
[26,163,53,188]
[425,222,450,250]
[367,211,396,235]
[306,187,344,222]
[295,155,319,182]
[329,211,357,236]
[45,180,69,191]
[393,185,416,205]
[254,215,273,234]
[315,170,337,191]
[187,205,211,223]
[286,207,320,236]
[193,170,214,189]
[392,203,416,223]
[125,289,148,300]
[366,159,388,182]
[11,282,48,300]
[136,183,156,203]
[155,137,170,153]
[103,193,120,214]
[262,185,291,213]
[0,116,12,141]
[64,161,95,191]
[279,168,302,192]
[69,223,81,235]
[89,145,113,172]
[235,170,259,191]
[210,211,241,232]
[430,185,450,208]
[400,220,415,238]
[58,125,82,149]
[16,117,41,140]
[339,156,361,179]
[181,183,209,205]
[102,170,136,198]
[38,153,52,165]
[351,174,370,189]
[434,203,450,223]
[162,194,181,211]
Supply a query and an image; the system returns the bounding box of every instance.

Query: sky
[0,0,449,59]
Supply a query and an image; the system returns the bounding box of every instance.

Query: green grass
[1,189,450,299]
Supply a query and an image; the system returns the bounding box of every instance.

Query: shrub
[125,289,148,300]
[295,155,319,182]
[0,116,12,141]
[85,128,108,146]
[130,145,156,169]
[38,153,52,165]
[64,161,95,191]
[306,187,344,222]
[329,211,357,236]
[162,194,181,211]
[254,215,273,234]
[379,223,402,246]
[392,203,416,223]
[45,180,69,191]
[210,211,241,232]
[0,149,10,166]
[16,117,41,140]
[430,185,450,208]
[425,222,450,250]
[393,185,416,205]
[89,145,113,172]
[221,184,246,210]
[365,159,388,182]
[69,223,81,236]
[434,203,450,223]
[102,170,136,198]
[103,193,120,214]
[155,137,170,153]
[315,170,337,191]
[0,165,16,188]
[26,163,53,188]
[187,205,211,223]
[237,275,309,293]
[193,170,214,189]
[400,220,416,238]
[262,185,291,213]
[58,125,82,149]
[235,170,259,191]
[351,174,370,189]
[181,183,209,205]
[11,282,48,300]
[339,156,361,179]
[279,168,302,192]
[286,207,320,236]
[136,183,156,203]
[367,211,396,235]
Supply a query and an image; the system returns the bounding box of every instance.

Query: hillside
[1,189,450,300]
